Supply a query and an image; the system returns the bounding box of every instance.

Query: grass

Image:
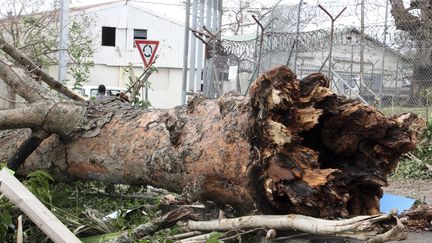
[392,123,432,179]
[380,106,432,120]
[379,104,432,179]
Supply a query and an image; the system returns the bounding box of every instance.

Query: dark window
[133,29,147,46]
[102,27,116,46]
[107,89,121,96]
[90,89,98,98]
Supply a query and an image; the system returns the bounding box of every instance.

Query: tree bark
[0,65,424,219]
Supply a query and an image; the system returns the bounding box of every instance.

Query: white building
[0,1,186,109]
[62,1,186,108]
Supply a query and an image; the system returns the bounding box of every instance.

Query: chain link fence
[210,2,432,121]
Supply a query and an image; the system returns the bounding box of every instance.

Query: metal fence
[207,4,432,121]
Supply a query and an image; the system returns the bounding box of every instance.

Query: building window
[133,29,147,46]
[102,27,116,46]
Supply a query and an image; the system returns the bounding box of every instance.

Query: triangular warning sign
[135,40,159,68]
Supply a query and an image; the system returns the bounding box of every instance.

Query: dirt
[385,178,432,205]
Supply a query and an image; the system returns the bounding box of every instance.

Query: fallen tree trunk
[0,65,424,218]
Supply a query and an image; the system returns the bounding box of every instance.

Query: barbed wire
[219,15,432,112]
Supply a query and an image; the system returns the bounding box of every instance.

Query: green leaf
[0,211,12,227]
[80,232,122,243]
[206,232,224,243]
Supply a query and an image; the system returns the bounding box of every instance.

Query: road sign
[135,40,159,68]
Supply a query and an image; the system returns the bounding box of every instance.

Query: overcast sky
[69,0,395,34]
[71,0,289,22]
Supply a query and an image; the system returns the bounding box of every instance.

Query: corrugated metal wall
[87,4,185,68]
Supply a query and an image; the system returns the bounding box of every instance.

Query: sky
[71,0,302,23]
[69,0,395,35]
[0,0,398,32]
[75,0,191,22]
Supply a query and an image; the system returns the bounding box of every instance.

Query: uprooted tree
[0,36,425,219]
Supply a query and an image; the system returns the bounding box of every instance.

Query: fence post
[318,5,347,81]
[379,0,389,108]
[359,0,365,96]
[181,0,191,105]
[293,0,304,73]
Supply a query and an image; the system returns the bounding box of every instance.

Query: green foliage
[134,99,152,108]
[1,1,95,89]
[136,227,180,243]
[80,231,122,243]
[393,123,432,179]
[0,198,13,241]
[206,232,224,243]
[25,170,55,204]
[18,11,58,67]
[0,162,7,170]
[0,170,56,242]
[124,63,157,108]
[67,13,95,89]
[0,169,167,242]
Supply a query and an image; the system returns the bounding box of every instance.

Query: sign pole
[145,75,149,101]
[182,0,191,105]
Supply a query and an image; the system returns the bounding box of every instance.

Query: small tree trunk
[410,64,432,105]
[0,66,424,218]
[390,0,432,104]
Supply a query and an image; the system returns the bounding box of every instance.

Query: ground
[385,178,432,243]
[385,178,432,205]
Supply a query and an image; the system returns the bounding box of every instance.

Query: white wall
[48,64,183,109]
[148,68,183,108]
[79,3,185,68]
[119,66,183,108]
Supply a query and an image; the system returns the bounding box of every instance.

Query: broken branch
[0,36,86,101]
[0,61,52,102]
[7,129,49,171]
[186,213,406,242]
[107,207,195,242]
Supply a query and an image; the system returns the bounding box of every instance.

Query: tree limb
[7,129,49,171]
[130,70,153,103]
[186,213,406,242]
[0,36,86,101]
[390,0,422,32]
[0,102,54,130]
[0,99,84,135]
[0,99,84,170]
[0,60,53,102]
[107,207,196,243]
